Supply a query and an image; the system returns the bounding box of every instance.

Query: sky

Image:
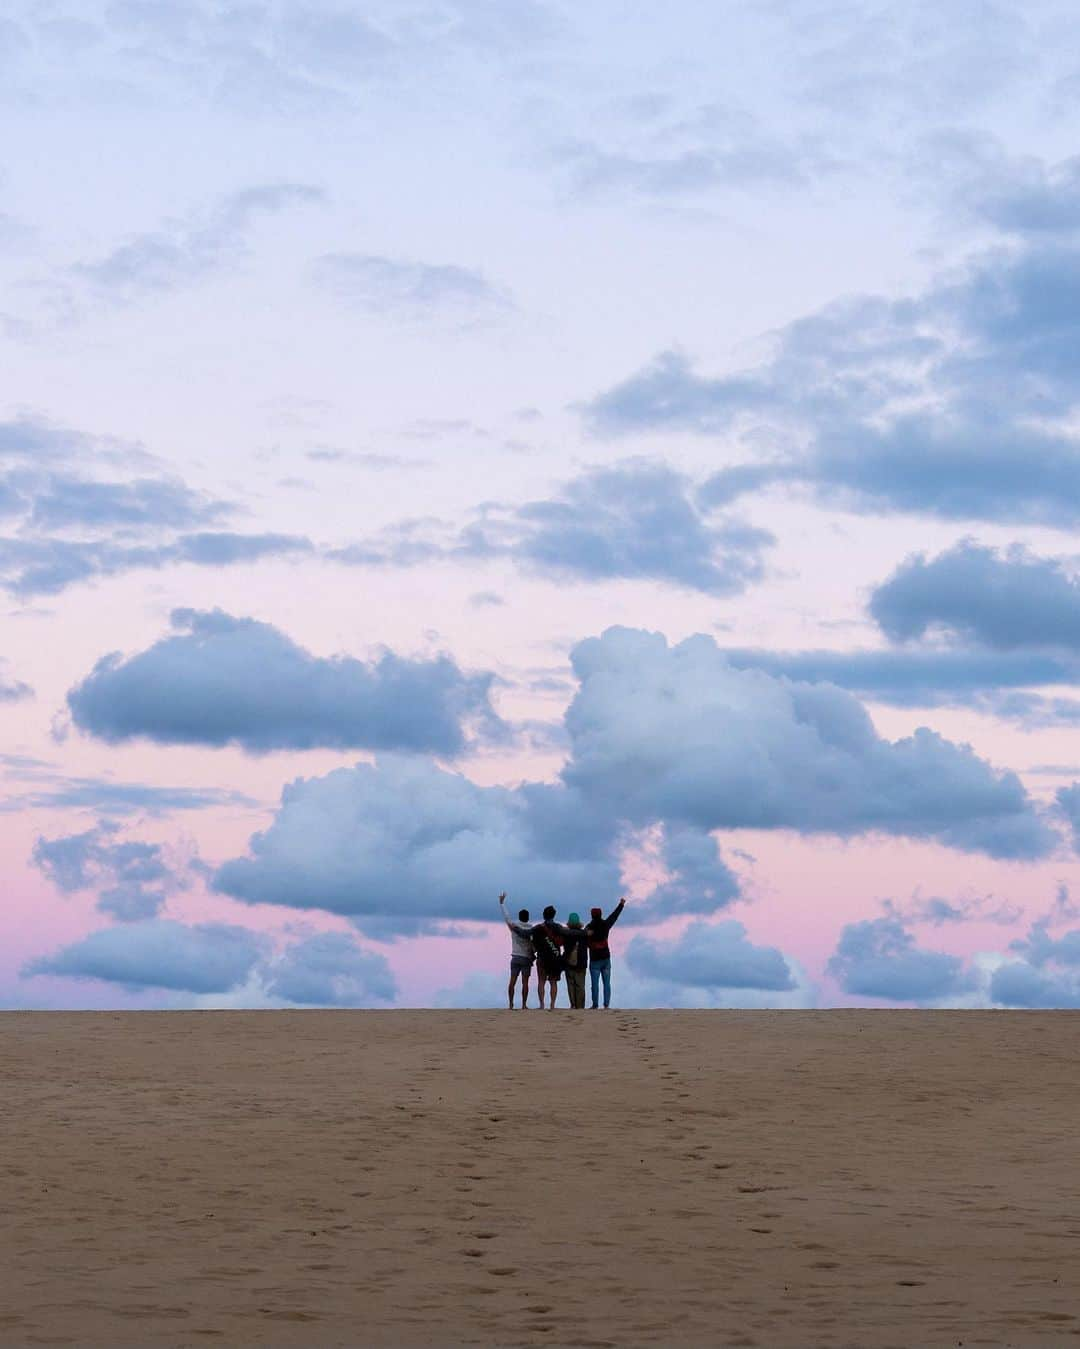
[5,0,1080,1010]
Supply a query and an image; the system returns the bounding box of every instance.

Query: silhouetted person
[533,904,566,1010]
[561,912,589,1009]
[586,897,626,1009]
[499,893,534,1009]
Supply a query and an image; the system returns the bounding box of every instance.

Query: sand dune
[2,1009,1079,1346]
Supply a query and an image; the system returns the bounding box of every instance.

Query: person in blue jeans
[585,897,626,1009]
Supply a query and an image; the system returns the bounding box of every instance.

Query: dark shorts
[536,964,561,982]
[510,955,534,975]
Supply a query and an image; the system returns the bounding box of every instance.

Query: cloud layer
[587,191,1080,529]
[22,921,396,1005]
[213,624,1057,940]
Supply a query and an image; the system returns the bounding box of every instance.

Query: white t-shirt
[502,907,535,960]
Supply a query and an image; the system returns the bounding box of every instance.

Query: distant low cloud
[626,920,796,991]
[22,917,396,1005]
[23,920,267,993]
[263,932,396,1005]
[991,896,1080,1007]
[827,916,974,1002]
[68,608,503,756]
[870,542,1080,649]
[313,253,510,319]
[989,959,1080,1008]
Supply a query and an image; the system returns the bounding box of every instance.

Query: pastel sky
[6,0,1080,1010]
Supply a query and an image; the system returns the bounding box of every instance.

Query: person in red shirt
[586,897,626,1009]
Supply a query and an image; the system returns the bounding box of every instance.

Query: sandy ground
[2,1011,1080,1348]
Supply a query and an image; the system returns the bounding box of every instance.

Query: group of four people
[499,892,626,1009]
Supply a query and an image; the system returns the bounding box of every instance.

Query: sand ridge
[2,1009,1079,1346]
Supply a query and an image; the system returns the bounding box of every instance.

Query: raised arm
[499,892,532,937]
[606,896,626,926]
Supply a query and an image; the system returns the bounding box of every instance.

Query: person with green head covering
[561,911,590,1009]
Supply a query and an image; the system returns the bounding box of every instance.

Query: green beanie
[568,912,582,927]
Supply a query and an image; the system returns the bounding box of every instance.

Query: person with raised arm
[585,897,626,1009]
[498,892,535,1010]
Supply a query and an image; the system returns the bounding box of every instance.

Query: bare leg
[521,971,530,1009]
[549,980,559,1009]
[507,969,519,1010]
[538,975,548,1009]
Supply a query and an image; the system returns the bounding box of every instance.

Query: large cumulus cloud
[68,608,503,756]
[213,755,621,938]
[562,628,1055,858]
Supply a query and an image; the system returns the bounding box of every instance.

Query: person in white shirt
[499,892,535,1009]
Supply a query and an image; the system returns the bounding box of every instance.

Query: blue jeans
[590,959,612,1008]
